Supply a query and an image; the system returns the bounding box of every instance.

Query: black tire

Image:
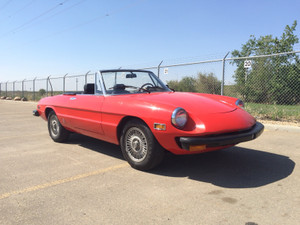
[48,111,69,142]
[120,119,165,171]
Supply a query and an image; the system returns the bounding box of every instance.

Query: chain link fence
[0,72,95,101]
[225,52,300,122]
[1,51,299,121]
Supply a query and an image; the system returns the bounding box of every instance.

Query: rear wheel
[48,111,69,142]
[120,119,165,171]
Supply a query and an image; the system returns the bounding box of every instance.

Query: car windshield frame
[97,69,170,96]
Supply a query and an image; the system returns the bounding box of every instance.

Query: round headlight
[235,99,244,108]
[171,107,188,129]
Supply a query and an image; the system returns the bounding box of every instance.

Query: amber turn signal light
[154,123,166,131]
[189,145,206,152]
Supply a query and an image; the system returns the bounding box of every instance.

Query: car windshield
[99,70,170,95]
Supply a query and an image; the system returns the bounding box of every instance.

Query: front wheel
[120,120,165,171]
[48,111,69,142]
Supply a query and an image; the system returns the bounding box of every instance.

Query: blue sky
[0,0,300,82]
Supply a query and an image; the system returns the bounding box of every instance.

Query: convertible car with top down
[33,69,264,170]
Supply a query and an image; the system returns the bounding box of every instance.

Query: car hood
[124,92,237,115]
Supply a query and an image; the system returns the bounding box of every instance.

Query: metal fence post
[6,81,8,97]
[13,81,16,98]
[221,52,230,96]
[46,76,51,96]
[33,77,37,101]
[157,61,163,78]
[22,79,26,98]
[63,73,68,93]
[85,71,91,85]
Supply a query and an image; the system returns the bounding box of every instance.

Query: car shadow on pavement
[67,134,295,188]
[152,147,295,188]
[67,133,124,160]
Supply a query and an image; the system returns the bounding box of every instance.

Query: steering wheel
[140,83,154,90]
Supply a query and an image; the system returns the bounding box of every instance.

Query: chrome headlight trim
[235,99,245,108]
[171,107,188,129]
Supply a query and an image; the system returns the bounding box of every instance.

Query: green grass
[245,102,300,122]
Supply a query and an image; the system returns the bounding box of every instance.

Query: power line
[0,0,13,13]
[1,0,146,52]
[7,0,36,19]
[3,0,87,36]
[21,0,88,30]
[38,0,145,39]
[0,0,70,39]
[11,0,144,46]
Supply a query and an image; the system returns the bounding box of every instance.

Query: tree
[166,80,180,91]
[167,72,221,94]
[167,76,197,92]
[38,89,46,96]
[178,77,197,92]
[197,72,221,94]
[231,20,300,104]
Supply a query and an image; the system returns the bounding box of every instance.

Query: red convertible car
[33,69,264,170]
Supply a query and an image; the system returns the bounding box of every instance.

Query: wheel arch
[118,116,165,170]
[45,107,55,120]
[117,116,149,142]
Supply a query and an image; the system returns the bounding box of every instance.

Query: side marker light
[154,123,166,131]
[189,145,207,152]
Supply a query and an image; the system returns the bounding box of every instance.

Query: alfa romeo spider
[33,69,264,170]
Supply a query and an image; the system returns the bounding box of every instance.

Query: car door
[58,94,104,137]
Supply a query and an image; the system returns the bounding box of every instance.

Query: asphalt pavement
[0,100,299,225]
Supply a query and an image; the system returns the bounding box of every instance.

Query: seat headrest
[113,84,126,91]
[84,83,95,94]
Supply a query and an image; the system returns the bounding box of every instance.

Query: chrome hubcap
[125,127,148,162]
[132,138,141,151]
[50,116,59,136]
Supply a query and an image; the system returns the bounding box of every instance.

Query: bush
[167,72,221,94]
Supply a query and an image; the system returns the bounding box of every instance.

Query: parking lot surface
[0,100,299,225]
